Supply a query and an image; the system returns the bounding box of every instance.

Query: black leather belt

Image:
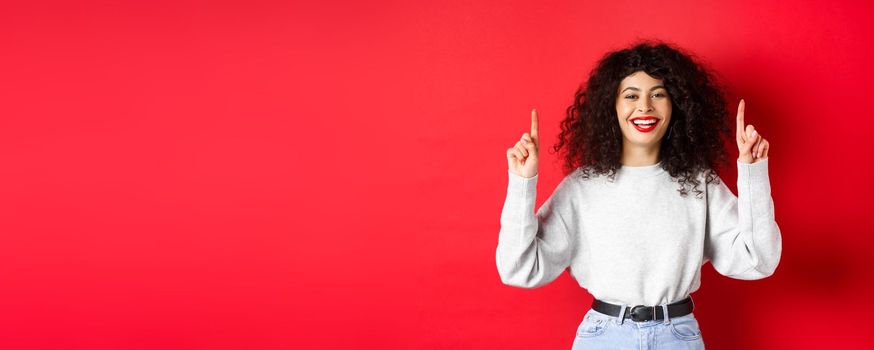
[591,297,694,322]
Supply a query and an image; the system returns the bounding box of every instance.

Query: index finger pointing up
[531,108,539,142]
[736,99,746,143]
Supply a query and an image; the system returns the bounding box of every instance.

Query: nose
[637,100,654,113]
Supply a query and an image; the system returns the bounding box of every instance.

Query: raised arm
[497,109,577,288]
[704,100,782,279]
[704,160,782,279]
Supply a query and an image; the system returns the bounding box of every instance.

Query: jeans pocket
[669,314,702,341]
[576,311,609,338]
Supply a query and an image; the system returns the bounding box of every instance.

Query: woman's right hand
[506,109,539,178]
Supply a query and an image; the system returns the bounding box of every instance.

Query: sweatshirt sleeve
[496,171,577,288]
[704,158,782,280]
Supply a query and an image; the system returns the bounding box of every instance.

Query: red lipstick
[630,116,659,133]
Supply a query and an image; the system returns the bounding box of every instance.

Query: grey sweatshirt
[496,158,782,306]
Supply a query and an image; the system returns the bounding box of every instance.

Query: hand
[506,109,540,178]
[736,99,770,164]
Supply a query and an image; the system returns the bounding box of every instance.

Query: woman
[496,41,782,349]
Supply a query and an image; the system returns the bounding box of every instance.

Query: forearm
[735,158,782,277]
[495,171,571,288]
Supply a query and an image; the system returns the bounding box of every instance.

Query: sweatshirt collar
[618,161,665,178]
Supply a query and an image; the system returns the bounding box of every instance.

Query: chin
[629,135,665,146]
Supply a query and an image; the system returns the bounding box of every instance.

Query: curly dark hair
[554,40,732,197]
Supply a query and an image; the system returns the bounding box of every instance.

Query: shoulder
[551,166,613,200]
[546,168,592,201]
[700,168,726,188]
[556,167,603,189]
[700,169,735,206]
[667,168,730,201]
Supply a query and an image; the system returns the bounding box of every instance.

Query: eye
[624,95,638,100]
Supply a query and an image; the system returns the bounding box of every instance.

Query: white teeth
[633,120,657,125]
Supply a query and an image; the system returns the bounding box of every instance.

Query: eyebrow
[621,85,667,93]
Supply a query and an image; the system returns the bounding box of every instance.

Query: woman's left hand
[736,99,769,164]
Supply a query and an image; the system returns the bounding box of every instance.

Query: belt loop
[617,304,627,325]
[662,303,670,325]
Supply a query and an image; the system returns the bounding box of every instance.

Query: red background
[1,1,872,349]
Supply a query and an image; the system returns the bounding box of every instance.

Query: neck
[621,143,661,166]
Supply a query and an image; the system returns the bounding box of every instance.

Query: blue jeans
[571,306,705,349]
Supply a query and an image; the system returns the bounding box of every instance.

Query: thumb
[522,136,538,156]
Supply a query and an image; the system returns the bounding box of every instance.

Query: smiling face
[616,71,672,148]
